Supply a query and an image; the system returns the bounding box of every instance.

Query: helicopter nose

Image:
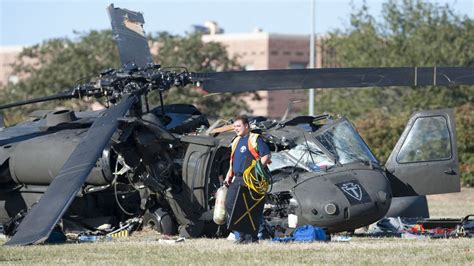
[291,166,392,232]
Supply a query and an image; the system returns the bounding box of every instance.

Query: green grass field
[1,188,473,265]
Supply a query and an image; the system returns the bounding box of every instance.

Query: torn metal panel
[107,4,153,68]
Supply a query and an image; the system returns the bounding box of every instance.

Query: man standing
[224,115,271,244]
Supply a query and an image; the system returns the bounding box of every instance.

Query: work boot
[234,238,250,244]
[234,233,258,244]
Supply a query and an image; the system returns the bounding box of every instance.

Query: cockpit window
[314,120,378,165]
[268,142,334,172]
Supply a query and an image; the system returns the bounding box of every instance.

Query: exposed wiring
[112,156,135,216]
[113,178,135,216]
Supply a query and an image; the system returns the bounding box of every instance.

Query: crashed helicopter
[1,4,473,246]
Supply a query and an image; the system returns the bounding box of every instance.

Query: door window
[397,116,451,163]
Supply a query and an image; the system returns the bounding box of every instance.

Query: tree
[318,0,473,117]
[454,103,474,186]
[317,0,474,185]
[0,30,119,123]
[0,31,247,124]
[149,32,247,118]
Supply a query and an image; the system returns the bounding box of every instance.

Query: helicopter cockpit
[268,117,379,176]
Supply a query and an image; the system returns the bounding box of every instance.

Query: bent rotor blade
[0,91,75,110]
[193,67,474,93]
[5,94,136,246]
[107,4,153,68]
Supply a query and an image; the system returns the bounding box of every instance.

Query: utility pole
[308,0,315,116]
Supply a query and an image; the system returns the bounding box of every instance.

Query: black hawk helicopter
[0,4,473,246]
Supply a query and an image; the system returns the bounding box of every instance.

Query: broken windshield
[314,120,378,165]
[268,141,335,173]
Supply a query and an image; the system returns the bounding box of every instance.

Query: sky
[1,0,473,46]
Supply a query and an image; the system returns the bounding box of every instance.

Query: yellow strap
[230,136,241,162]
[249,133,259,148]
[247,133,260,160]
[233,192,264,229]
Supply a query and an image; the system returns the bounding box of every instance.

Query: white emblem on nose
[341,182,362,201]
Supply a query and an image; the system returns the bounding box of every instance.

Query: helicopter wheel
[142,207,177,235]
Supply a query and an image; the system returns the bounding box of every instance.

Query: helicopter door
[385,109,460,196]
[181,136,218,209]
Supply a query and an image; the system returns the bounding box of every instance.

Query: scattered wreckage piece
[360,215,474,238]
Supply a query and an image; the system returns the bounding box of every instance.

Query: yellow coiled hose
[243,159,272,200]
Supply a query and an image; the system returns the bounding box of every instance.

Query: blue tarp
[272,225,327,242]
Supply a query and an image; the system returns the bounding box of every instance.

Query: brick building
[203,30,336,119]
[0,46,23,87]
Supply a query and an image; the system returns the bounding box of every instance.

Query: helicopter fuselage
[0,106,461,238]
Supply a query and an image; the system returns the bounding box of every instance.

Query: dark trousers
[225,175,258,240]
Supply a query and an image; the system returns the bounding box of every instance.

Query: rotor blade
[193,67,474,93]
[5,94,136,246]
[107,4,153,68]
[0,91,75,110]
